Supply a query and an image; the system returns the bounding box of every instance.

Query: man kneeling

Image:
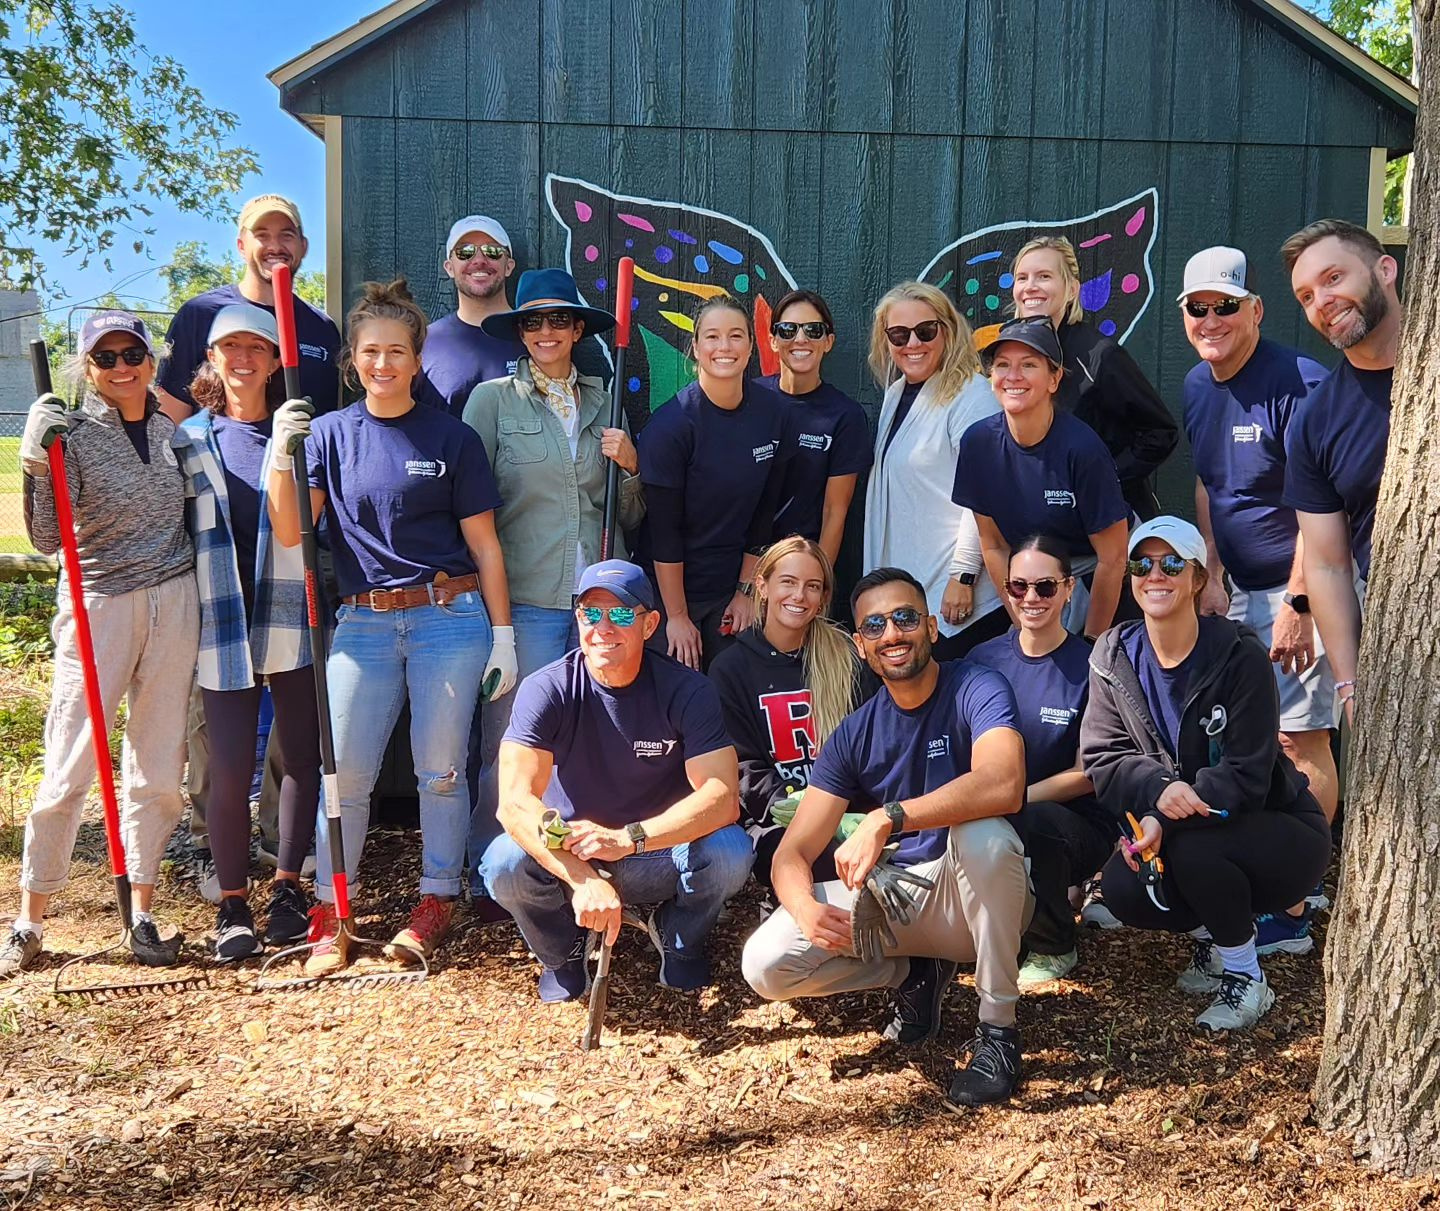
[482,560,752,1000]
[741,568,1032,1105]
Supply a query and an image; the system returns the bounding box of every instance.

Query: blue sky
[34,0,365,310]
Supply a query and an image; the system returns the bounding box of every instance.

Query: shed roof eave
[268,0,435,92]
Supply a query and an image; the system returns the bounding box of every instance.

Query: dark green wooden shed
[271,0,1414,511]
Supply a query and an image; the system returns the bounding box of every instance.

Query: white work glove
[21,393,69,474]
[270,398,314,472]
[483,625,518,700]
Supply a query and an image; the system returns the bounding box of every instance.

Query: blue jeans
[317,591,492,902]
[467,602,578,893]
[481,824,753,981]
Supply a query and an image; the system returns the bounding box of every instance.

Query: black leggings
[201,666,322,893]
[1022,800,1117,956]
[1100,797,1331,947]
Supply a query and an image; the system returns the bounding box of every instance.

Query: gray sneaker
[1196,971,1274,1033]
[1175,938,1224,995]
[0,928,41,979]
[1017,948,1078,989]
[192,848,221,905]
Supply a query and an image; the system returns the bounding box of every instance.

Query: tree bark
[1314,0,1440,1175]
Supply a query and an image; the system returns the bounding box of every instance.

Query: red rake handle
[272,264,303,401]
[613,256,635,349]
[600,258,636,561]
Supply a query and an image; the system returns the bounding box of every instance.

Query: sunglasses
[88,346,150,369]
[453,242,509,262]
[884,321,942,347]
[1183,298,1244,319]
[771,320,831,341]
[857,606,925,640]
[519,310,576,332]
[1005,576,1070,600]
[1126,553,1190,578]
[576,604,639,627]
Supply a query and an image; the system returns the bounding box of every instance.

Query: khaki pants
[22,574,199,894]
[741,816,1034,1027]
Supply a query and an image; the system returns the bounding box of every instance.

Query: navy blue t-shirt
[639,380,793,604]
[758,374,873,543]
[1282,359,1392,580]
[503,648,734,829]
[306,401,503,598]
[414,313,526,418]
[809,660,1021,868]
[952,411,1129,558]
[1184,340,1327,591]
[213,415,272,609]
[159,285,341,415]
[1124,626,1196,757]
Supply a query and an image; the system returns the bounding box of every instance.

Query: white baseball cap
[207,303,280,348]
[1176,246,1249,301]
[1127,516,1207,567]
[445,215,512,257]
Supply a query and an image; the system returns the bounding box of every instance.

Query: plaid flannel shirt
[173,411,310,692]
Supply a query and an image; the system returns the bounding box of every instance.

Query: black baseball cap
[979,316,1063,370]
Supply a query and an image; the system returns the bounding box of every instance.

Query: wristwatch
[1283,592,1311,614]
[882,801,906,834]
[626,821,648,855]
[957,572,977,586]
[736,580,755,598]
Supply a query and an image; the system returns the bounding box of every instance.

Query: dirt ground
[1,814,1436,1211]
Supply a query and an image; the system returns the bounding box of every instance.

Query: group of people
[2,191,1396,1108]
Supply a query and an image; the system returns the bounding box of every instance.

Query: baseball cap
[979,315,1064,370]
[445,214,512,256]
[207,303,280,349]
[79,310,154,357]
[1126,516,1207,567]
[238,194,303,236]
[575,560,656,610]
[1177,246,1249,301]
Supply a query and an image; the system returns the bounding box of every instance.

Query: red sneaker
[303,901,350,977]
[384,895,453,963]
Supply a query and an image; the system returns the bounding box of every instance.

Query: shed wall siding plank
[965,0,1036,138]
[467,121,543,267]
[1030,0,1106,140]
[467,0,541,122]
[393,0,467,118]
[341,118,399,308]
[681,0,756,130]
[611,0,683,126]
[891,0,968,136]
[541,0,612,125]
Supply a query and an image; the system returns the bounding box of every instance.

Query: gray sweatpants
[742,816,1034,1027]
[21,574,199,895]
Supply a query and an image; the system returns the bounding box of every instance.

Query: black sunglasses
[772,320,831,341]
[1126,553,1190,578]
[454,242,509,262]
[88,346,150,369]
[519,310,576,332]
[884,321,942,347]
[857,606,925,640]
[1183,298,1244,319]
[1005,576,1070,600]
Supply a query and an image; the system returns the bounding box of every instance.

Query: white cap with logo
[445,215,512,257]
[1127,515,1208,567]
[1177,246,1249,302]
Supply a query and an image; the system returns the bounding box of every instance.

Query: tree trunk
[1314,0,1440,1175]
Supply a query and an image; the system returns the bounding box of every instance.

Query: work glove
[270,399,314,471]
[849,844,935,962]
[769,792,867,844]
[483,625,518,701]
[850,886,895,963]
[21,394,69,474]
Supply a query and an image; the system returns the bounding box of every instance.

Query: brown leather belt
[342,571,481,612]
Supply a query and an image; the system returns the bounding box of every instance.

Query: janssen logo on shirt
[752,441,777,463]
[633,739,679,759]
[1044,489,1077,509]
[299,343,331,363]
[797,432,833,452]
[926,735,951,761]
[1039,706,1079,727]
[405,459,448,478]
[1231,422,1264,444]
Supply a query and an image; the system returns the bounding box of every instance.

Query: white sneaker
[1196,971,1275,1033]
[1175,938,1224,995]
[1017,948,1078,989]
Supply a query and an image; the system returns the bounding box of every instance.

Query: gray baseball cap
[207,303,280,349]
[1177,246,1249,301]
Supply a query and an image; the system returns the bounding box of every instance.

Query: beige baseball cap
[238,194,304,236]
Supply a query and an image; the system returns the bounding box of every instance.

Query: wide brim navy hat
[480,269,617,339]
[980,316,1064,370]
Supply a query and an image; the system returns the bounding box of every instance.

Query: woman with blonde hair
[1010,236,1177,519]
[709,536,870,888]
[864,281,1005,660]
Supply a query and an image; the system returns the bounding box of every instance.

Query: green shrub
[0,577,55,666]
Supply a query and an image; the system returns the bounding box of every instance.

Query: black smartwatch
[882,801,906,834]
[626,821,648,855]
[957,572,977,586]
[1283,592,1311,615]
[736,580,755,598]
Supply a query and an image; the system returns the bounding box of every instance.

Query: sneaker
[1255,906,1314,956]
[644,909,712,991]
[129,918,183,967]
[1305,881,1331,912]
[1080,879,1123,930]
[192,848,221,905]
[384,894,453,964]
[213,897,263,962]
[264,879,310,946]
[1175,938,1225,995]
[538,935,590,1003]
[881,957,960,1045]
[1196,970,1275,1032]
[258,837,317,879]
[948,1022,1023,1106]
[303,902,350,978]
[1017,948,1078,990]
[0,928,41,978]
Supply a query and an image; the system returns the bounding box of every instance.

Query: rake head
[52,931,210,1002]
[253,923,429,993]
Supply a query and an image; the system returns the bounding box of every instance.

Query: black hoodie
[1079,616,1315,836]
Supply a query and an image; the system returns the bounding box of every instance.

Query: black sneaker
[264,879,310,945]
[948,1022,1022,1106]
[129,918,183,967]
[881,957,959,1045]
[213,898,264,963]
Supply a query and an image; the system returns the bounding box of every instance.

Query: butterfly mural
[546,175,1160,434]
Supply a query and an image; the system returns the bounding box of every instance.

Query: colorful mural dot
[998,273,1014,289]
[708,239,744,265]
[936,270,954,290]
[984,294,1000,311]
[966,308,975,317]
[965,278,979,295]
[618,212,656,233]
[733,273,750,293]
[669,229,698,245]
[1079,270,1113,312]
[1099,319,1118,336]
[628,376,642,393]
[694,254,711,273]
[625,239,634,249]
[632,297,640,311]
[596,278,608,291]
[654,245,674,264]
[1079,233,1111,248]
[659,292,670,302]
[1121,273,1141,294]
[966,250,1003,265]
[574,201,593,222]
[660,309,695,333]
[584,244,599,263]
[1125,207,1146,237]
[754,265,767,281]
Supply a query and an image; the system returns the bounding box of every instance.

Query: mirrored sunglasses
[857,606,924,640]
[519,310,576,332]
[454,242,509,262]
[1004,576,1070,600]
[1126,553,1190,578]
[1183,298,1244,319]
[576,604,638,627]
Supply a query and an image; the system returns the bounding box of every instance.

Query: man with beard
[741,567,1031,1106]
[414,216,526,416]
[1280,220,1400,728]
[156,195,341,421]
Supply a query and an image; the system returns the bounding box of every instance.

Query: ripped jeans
[316,591,493,902]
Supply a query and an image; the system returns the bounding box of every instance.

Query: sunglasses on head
[88,346,149,369]
[1126,553,1190,578]
[771,320,831,341]
[1183,298,1244,319]
[857,606,924,640]
[1005,576,1071,600]
[576,604,639,627]
[519,310,576,332]
[453,242,509,262]
[884,321,942,347]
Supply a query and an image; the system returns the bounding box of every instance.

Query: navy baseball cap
[575,560,656,610]
[980,316,1063,370]
[79,310,154,357]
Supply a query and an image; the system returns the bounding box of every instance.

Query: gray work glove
[849,845,935,962]
[850,885,896,964]
[270,398,314,471]
[21,393,69,474]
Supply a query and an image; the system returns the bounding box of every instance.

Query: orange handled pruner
[1125,811,1169,912]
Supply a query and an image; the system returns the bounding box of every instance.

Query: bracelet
[1335,680,1357,692]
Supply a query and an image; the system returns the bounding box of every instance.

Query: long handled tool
[29,340,206,1000]
[254,266,426,991]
